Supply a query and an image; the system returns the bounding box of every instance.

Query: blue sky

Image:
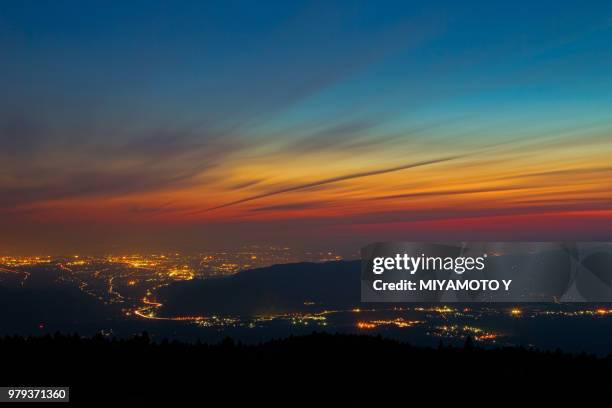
[4,0,612,136]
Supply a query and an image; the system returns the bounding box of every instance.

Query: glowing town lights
[0,256,52,266]
[373,318,421,328]
[142,297,162,307]
[510,308,522,316]
[355,318,422,330]
[168,268,195,280]
[475,333,498,341]
[431,324,501,342]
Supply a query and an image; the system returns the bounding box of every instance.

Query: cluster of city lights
[356,318,422,329]
[0,256,52,267]
[429,324,501,342]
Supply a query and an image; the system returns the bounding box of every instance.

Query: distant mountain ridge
[157,260,361,316]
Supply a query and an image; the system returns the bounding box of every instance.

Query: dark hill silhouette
[0,284,112,334]
[157,260,361,316]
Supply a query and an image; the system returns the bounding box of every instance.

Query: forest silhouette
[0,331,609,403]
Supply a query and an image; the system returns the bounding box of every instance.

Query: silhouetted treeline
[0,332,609,404]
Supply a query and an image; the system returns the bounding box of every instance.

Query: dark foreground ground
[0,331,609,404]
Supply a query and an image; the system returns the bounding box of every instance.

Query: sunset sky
[2,0,612,254]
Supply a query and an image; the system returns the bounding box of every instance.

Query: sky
[2,0,612,254]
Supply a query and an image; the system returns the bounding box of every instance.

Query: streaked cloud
[2,1,612,252]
